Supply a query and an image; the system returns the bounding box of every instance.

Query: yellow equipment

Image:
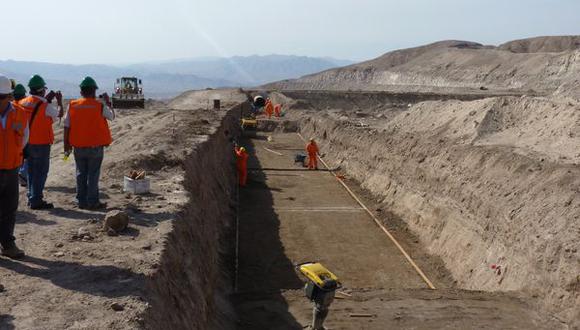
[297,262,341,330]
[241,118,257,137]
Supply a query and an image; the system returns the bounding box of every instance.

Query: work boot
[30,201,54,210]
[1,244,25,259]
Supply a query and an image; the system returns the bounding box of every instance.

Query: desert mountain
[268,36,580,98]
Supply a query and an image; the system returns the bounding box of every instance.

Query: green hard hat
[13,84,26,97]
[79,76,98,89]
[28,74,46,90]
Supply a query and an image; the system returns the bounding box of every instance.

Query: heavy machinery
[112,77,145,109]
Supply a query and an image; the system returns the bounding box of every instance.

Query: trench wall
[298,95,580,325]
[144,106,241,330]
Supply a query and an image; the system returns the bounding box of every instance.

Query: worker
[64,77,114,210]
[264,98,274,119]
[18,75,62,210]
[12,83,28,187]
[235,146,249,186]
[0,74,28,259]
[306,138,319,170]
[274,103,282,117]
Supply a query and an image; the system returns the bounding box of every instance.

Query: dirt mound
[499,36,580,53]
[168,88,247,110]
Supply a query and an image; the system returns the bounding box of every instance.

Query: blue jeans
[27,144,51,207]
[74,147,104,206]
[19,159,28,180]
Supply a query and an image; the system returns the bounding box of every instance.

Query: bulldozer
[112,77,145,109]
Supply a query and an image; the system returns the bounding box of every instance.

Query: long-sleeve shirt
[30,95,59,121]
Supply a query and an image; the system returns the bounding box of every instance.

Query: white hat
[0,74,13,94]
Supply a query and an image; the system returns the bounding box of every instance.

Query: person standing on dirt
[235,146,249,186]
[306,138,319,170]
[12,83,28,187]
[18,75,63,210]
[265,98,274,119]
[0,74,29,259]
[274,103,282,117]
[63,77,114,210]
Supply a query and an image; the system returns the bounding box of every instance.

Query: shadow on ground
[232,137,303,330]
[0,256,145,299]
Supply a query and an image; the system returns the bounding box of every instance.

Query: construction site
[1,36,580,330]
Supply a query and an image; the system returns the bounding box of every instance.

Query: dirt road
[233,131,563,329]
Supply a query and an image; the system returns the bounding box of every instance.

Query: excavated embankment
[144,106,241,329]
[290,93,579,326]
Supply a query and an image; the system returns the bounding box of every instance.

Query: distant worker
[306,138,319,170]
[19,74,63,210]
[264,98,274,119]
[274,103,282,117]
[64,77,114,210]
[235,145,249,186]
[0,74,28,259]
[12,83,28,187]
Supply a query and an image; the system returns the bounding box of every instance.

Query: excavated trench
[139,91,578,329]
[270,90,579,327]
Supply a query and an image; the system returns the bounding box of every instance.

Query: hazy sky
[2,0,579,64]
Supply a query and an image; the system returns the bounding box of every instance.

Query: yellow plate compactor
[297,262,341,330]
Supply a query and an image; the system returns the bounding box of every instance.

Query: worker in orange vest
[264,98,274,119]
[306,138,319,170]
[11,82,28,187]
[64,77,114,210]
[18,74,63,209]
[274,104,282,117]
[0,74,29,259]
[235,145,249,186]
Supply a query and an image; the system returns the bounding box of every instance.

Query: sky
[2,0,579,64]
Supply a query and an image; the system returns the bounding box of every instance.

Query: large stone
[103,210,129,233]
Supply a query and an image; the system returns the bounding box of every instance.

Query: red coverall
[274,104,282,117]
[235,147,249,186]
[306,141,319,170]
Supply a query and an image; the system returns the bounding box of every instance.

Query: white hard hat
[0,74,12,94]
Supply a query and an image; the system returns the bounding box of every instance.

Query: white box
[124,176,151,194]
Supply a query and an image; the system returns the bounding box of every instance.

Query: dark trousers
[0,169,19,248]
[27,144,51,207]
[74,147,104,206]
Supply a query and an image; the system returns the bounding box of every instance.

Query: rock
[110,302,125,311]
[103,210,129,233]
[0,284,5,292]
[54,252,65,257]
[78,227,90,236]
[142,244,152,251]
[55,243,64,248]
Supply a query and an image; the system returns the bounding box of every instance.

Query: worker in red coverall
[306,138,319,170]
[264,99,274,119]
[235,146,249,186]
[274,104,282,117]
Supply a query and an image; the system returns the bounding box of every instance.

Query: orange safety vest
[306,142,318,155]
[68,98,112,148]
[18,96,54,145]
[0,103,27,170]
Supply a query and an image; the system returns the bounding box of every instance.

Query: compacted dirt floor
[0,106,221,329]
[233,131,564,330]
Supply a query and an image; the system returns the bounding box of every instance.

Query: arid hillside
[269,36,580,99]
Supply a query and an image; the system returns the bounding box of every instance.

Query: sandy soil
[232,130,562,329]
[0,105,222,329]
[271,90,579,327]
